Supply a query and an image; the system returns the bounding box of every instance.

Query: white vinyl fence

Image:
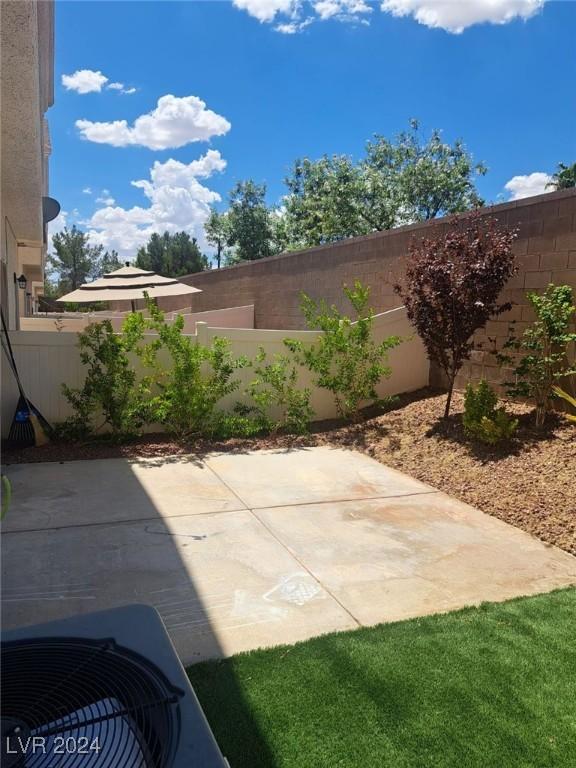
[1,307,429,436]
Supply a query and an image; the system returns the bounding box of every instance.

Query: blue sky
[50,0,576,259]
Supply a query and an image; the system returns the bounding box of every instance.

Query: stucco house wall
[0,0,54,329]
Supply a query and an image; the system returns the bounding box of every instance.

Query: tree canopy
[226,180,278,262]
[395,214,517,418]
[547,162,576,190]
[48,226,105,294]
[99,249,122,274]
[282,120,486,248]
[203,120,487,261]
[204,209,230,269]
[135,231,208,276]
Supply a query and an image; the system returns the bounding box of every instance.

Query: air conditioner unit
[1,605,228,767]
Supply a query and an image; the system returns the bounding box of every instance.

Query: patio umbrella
[56,264,201,310]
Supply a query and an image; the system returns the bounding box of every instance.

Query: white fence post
[195,321,208,346]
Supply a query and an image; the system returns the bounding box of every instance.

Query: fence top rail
[7,306,408,348]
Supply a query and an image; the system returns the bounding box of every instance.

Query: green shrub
[135,301,248,439]
[463,380,518,445]
[52,415,92,443]
[246,347,313,434]
[61,320,149,440]
[498,284,576,427]
[285,281,401,420]
[210,407,270,440]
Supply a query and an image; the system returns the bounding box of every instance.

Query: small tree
[227,180,277,261]
[131,300,248,438]
[395,214,517,418]
[247,348,313,434]
[61,320,149,440]
[499,284,576,427]
[205,208,230,269]
[286,281,401,420]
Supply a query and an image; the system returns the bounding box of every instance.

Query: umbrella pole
[131,300,136,312]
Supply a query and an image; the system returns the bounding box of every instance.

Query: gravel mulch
[3,388,575,555]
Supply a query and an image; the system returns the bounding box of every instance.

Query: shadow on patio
[1,456,278,765]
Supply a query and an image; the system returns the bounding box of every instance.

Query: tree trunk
[444,376,455,418]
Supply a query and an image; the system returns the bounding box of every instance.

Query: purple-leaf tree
[395,213,517,418]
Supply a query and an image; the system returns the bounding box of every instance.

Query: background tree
[365,119,486,221]
[226,180,278,261]
[283,155,369,248]
[269,207,291,254]
[547,162,576,190]
[283,120,486,249]
[135,231,208,276]
[205,209,230,269]
[135,233,165,274]
[395,214,517,418]
[42,278,60,300]
[49,226,103,292]
[99,249,122,274]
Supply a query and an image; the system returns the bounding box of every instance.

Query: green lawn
[188,588,576,768]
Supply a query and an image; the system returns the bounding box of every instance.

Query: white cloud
[235,0,544,32]
[75,94,231,150]
[62,69,109,94]
[275,21,301,32]
[96,192,116,206]
[233,0,297,22]
[82,187,92,195]
[107,81,138,95]
[47,210,68,243]
[314,0,372,21]
[86,150,226,258]
[380,0,544,34]
[504,171,552,200]
[277,15,318,31]
[235,0,370,28]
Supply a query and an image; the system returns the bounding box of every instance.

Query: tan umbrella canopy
[56,264,201,307]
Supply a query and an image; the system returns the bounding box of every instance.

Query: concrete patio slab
[255,494,576,625]
[3,456,246,532]
[2,509,356,663]
[2,448,575,663]
[205,446,433,508]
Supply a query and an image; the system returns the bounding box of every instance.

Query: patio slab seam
[0,490,440,536]
[248,489,438,512]
[203,454,437,508]
[203,459,364,628]
[0,505,250,535]
[249,505,363,629]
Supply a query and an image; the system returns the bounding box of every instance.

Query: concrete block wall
[168,189,576,394]
[452,190,576,394]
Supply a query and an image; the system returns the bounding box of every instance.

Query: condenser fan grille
[1,638,182,768]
